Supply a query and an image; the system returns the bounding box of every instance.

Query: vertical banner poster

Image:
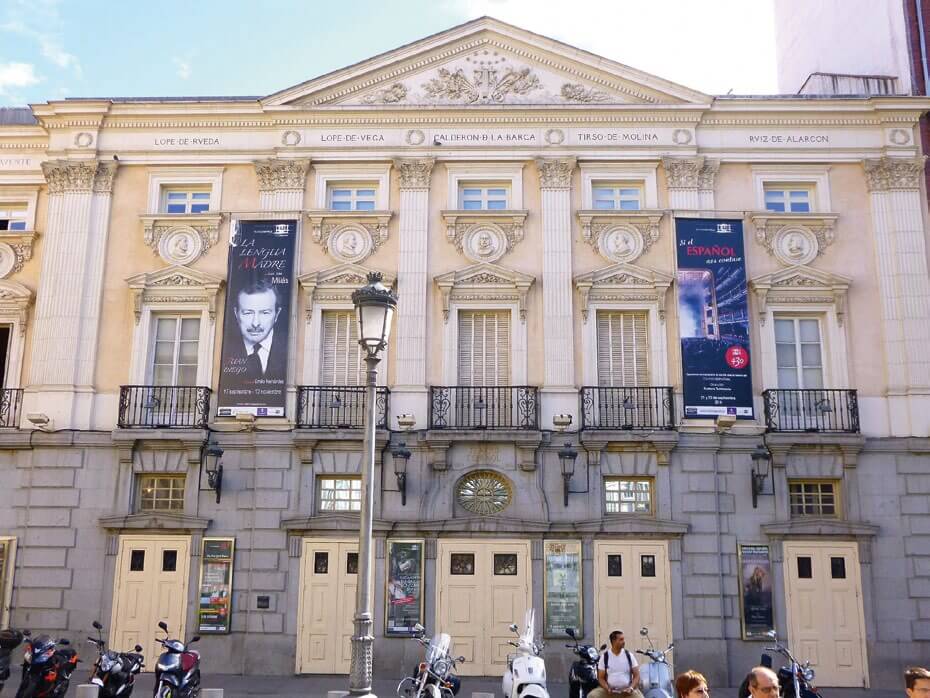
[198,538,235,634]
[217,219,297,417]
[385,540,424,636]
[738,544,774,639]
[675,218,754,419]
[544,540,582,637]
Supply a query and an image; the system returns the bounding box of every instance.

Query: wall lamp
[558,440,578,507]
[202,437,224,504]
[392,414,416,506]
[750,444,772,509]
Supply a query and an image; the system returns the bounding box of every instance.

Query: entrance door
[783,541,868,687]
[436,539,531,676]
[296,539,359,674]
[110,535,191,668]
[594,541,672,655]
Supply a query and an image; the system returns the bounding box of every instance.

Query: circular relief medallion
[158,227,203,266]
[0,243,16,278]
[598,225,644,263]
[329,224,374,263]
[281,130,302,146]
[672,128,693,145]
[545,128,565,145]
[74,132,94,148]
[890,128,911,146]
[773,227,818,267]
[405,129,426,146]
[462,224,507,263]
[456,470,512,516]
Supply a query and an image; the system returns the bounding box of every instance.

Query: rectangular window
[457,310,510,385]
[775,317,823,389]
[797,556,813,579]
[138,475,186,512]
[314,551,329,574]
[162,188,211,214]
[607,554,622,577]
[592,184,642,211]
[328,185,376,211]
[0,204,28,231]
[604,477,654,514]
[318,476,361,512]
[788,480,839,518]
[450,553,475,575]
[597,311,649,386]
[151,316,200,386]
[764,185,812,213]
[320,311,364,386]
[459,184,509,210]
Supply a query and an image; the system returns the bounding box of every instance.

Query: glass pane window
[138,475,185,512]
[775,317,823,389]
[328,186,376,211]
[459,184,509,210]
[318,477,362,512]
[788,480,839,518]
[162,189,211,214]
[604,478,653,514]
[592,185,642,211]
[151,316,200,386]
[0,205,28,231]
[764,187,812,213]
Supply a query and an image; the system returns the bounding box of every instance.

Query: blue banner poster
[675,218,754,419]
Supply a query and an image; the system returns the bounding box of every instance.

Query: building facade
[0,17,929,687]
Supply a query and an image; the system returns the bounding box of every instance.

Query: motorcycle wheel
[14,676,39,698]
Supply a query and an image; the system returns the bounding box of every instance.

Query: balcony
[580,386,676,430]
[118,386,211,429]
[762,389,860,433]
[296,386,389,429]
[0,388,23,428]
[429,386,539,430]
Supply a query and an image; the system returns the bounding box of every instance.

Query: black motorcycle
[15,631,78,698]
[0,629,24,693]
[153,621,201,698]
[87,621,144,698]
[565,628,601,698]
[738,630,822,698]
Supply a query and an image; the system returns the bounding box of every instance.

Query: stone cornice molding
[761,518,878,539]
[574,262,673,322]
[139,213,223,260]
[440,209,528,262]
[863,156,926,191]
[393,157,435,189]
[42,159,117,194]
[305,210,392,263]
[0,280,33,334]
[0,231,39,276]
[661,156,719,189]
[749,266,851,325]
[750,212,839,266]
[536,157,576,189]
[98,512,210,532]
[298,263,396,321]
[126,265,225,324]
[254,157,310,191]
[576,210,663,261]
[434,262,535,322]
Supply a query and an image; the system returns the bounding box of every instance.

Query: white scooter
[502,609,549,698]
[636,627,675,698]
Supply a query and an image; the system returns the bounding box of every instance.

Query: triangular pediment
[574,262,673,289]
[298,263,396,291]
[750,265,851,292]
[265,17,709,107]
[126,265,224,290]
[434,262,535,288]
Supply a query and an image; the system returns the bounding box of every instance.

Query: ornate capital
[394,158,435,189]
[42,160,115,194]
[93,162,117,193]
[698,158,719,190]
[254,158,310,192]
[536,157,576,189]
[864,156,926,191]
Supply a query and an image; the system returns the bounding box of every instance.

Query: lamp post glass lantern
[750,444,772,508]
[559,441,578,507]
[349,272,397,698]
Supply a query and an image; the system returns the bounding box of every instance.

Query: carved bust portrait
[772,227,818,267]
[158,227,203,266]
[599,226,644,263]
[786,232,807,259]
[476,231,496,256]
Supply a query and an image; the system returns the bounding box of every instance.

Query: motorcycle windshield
[520,608,536,645]
[426,633,451,663]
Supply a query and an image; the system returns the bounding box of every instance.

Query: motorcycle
[502,609,548,698]
[635,627,674,698]
[87,621,144,697]
[565,628,600,698]
[738,630,821,698]
[0,629,24,693]
[153,621,201,698]
[396,623,464,698]
[15,631,78,698]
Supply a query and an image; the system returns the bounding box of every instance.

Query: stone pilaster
[663,156,719,209]
[537,158,577,426]
[255,158,309,211]
[864,156,930,436]
[26,160,117,429]
[391,158,435,423]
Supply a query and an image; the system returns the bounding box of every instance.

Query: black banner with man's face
[217,220,296,417]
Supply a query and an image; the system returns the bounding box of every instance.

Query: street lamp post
[349,272,397,698]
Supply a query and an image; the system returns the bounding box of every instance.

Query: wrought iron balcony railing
[118,386,212,429]
[0,388,23,428]
[762,389,860,433]
[296,386,389,429]
[429,386,539,430]
[580,386,676,430]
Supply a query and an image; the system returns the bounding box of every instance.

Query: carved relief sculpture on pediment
[750,267,851,325]
[126,267,224,325]
[434,263,535,322]
[574,263,673,322]
[299,264,396,321]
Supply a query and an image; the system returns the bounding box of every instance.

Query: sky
[0,0,778,107]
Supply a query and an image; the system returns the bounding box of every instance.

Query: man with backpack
[587,630,644,698]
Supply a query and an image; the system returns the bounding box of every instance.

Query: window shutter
[458,310,510,385]
[597,311,649,386]
[321,311,363,385]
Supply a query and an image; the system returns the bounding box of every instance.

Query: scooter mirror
[92,621,102,630]
[565,628,576,638]
[640,627,648,636]
[158,621,168,632]
[190,636,201,644]
[599,643,607,651]
[413,623,425,633]
[765,629,777,638]
[23,630,31,637]
[509,623,518,633]
[135,645,143,652]
[457,656,466,663]
[59,639,70,645]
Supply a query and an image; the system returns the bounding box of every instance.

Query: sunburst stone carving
[456,470,512,515]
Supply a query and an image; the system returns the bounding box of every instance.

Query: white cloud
[0,62,41,94]
[0,5,81,78]
[173,58,192,80]
[447,0,778,95]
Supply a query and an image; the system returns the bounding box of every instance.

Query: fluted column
[864,156,930,436]
[392,158,434,421]
[537,158,577,426]
[27,159,117,428]
[663,156,719,209]
[255,158,309,211]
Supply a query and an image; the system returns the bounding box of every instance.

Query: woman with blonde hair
[675,671,710,698]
